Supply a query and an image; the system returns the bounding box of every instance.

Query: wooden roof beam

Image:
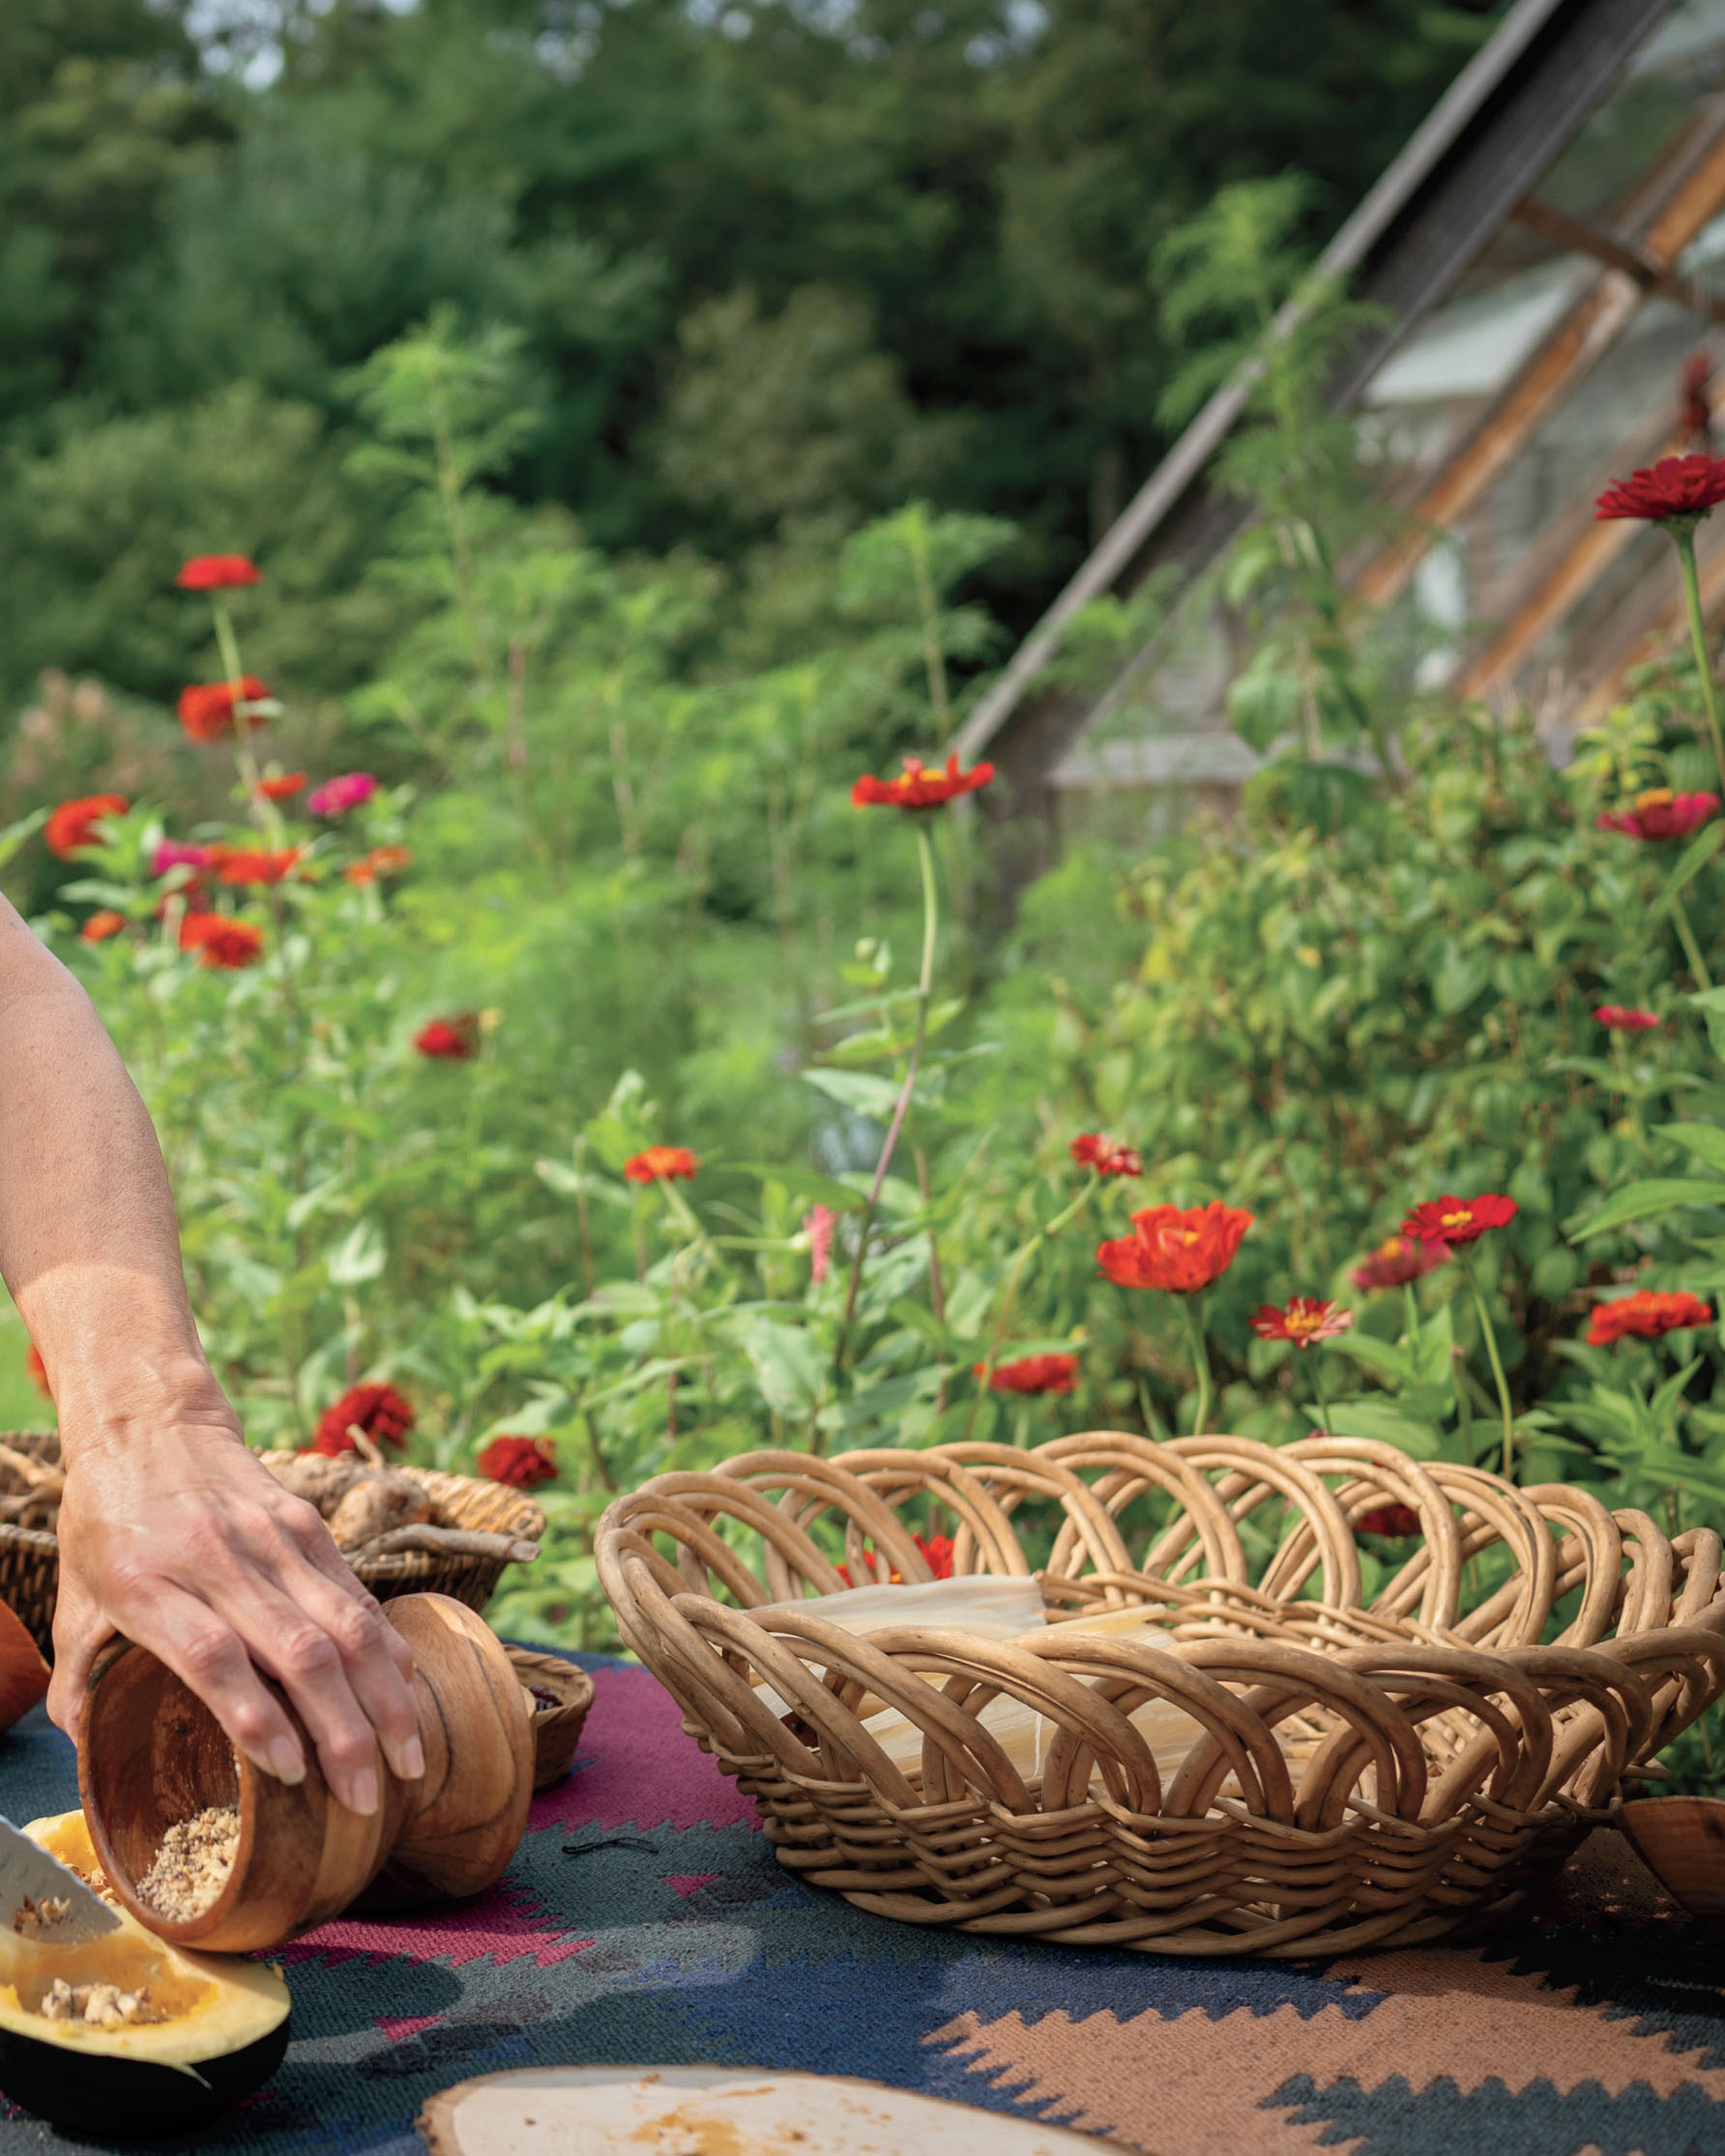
[1512,193,1725,326]
[1358,108,1725,611]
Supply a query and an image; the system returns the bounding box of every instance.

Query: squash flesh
[0,1812,288,2065]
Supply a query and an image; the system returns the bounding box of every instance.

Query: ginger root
[326,1471,432,1551]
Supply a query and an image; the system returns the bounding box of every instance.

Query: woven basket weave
[597,1432,1725,1957]
[0,1437,542,1658]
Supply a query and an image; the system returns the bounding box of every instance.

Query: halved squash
[0,1812,290,2136]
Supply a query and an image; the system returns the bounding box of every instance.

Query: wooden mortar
[78,1591,534,1953]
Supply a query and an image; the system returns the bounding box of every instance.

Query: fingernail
[347,1766,380,1818]
[397,1734,425,1781]
[267,1736,306,1786]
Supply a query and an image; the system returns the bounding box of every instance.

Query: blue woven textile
[0,1651,1720,2154]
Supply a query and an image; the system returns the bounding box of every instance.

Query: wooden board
[419,2064,1135,2155]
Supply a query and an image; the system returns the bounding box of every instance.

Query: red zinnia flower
[1401,1193,1518,1246]
[211,846,302,887]
[1596,789,1720,841]
[1593,454,1725,523]
[45,794,128,859]
[477,1435,557,1488]
[1249,1297,1354,1349]
[851,753,993,810]
[1069,1132,1142,1179]
[311,1382,415,1456]
[179,912,264,969]
[1587,1290,1713,1347]
[176,554,261,590]
[1358,1503,1420,1539]
[24,1344,49,1402]
[176,677,270,743]
[1097,1201,1253,1295]
[414,1014,481,1062]
[80,910,127,944]
[256,772,307,802]
[624,1145,699,1183]
[979,1352,1080,1394]
[835,1530,954,1588]
[1594,1005,1660,1033]
[1351,1235,1449,1293]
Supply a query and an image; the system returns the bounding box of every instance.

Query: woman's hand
[48,1399,424,1815]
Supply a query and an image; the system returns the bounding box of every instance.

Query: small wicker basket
[507,1646,596,1790]
[597,1432,1725,1957]
[0,1436,543,1658]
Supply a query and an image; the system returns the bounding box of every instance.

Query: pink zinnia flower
[308,772,378,818]
[803,1204,836,1285]
[152,840,214,878]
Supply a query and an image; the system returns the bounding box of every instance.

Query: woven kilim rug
[1,1649,1723,2154]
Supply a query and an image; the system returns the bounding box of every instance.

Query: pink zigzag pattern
[282,1874,595,1971]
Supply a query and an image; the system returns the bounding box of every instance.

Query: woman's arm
[0,896,422,1812]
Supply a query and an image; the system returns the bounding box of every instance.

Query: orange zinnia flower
[256,772,307,802]
[24,1344,49,1401]
[1097,1202,1253,1295]
[345,846,412,885]
[80,910,127,943]
[1401,1193,1517,1246]
[1249,1297,1354,1349]
[1587,1290,1713,1347]
[624,1145,699,1183]
[45,794,128,859]
[176,554,261,589]
[177,677,271,742]
[212,846,302,887]
[1069,1132,1142,1179]
[851,753,993,810]
[179,912,264,969]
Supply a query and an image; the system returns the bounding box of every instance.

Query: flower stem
[211,599,268,830]
[1670,887,1714,994]
[1674,527,1725,800]
[1309,1345,1333,1436]
[1178,1294,1213,1436]
[1464,1257,1515,1479]
[962,1175,1098,1442]
[1402,1282,1419,1343]
[834,819,939,1378]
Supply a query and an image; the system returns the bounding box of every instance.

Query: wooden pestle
[77,1592,535,1953]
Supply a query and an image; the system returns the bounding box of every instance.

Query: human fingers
[77,1571,310,1790]
[256,1517,424,1786]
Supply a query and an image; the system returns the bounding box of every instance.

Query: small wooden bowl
[1618,1796,1725,1917]
[79,1592,534,1952]
[506,1647,595,1791]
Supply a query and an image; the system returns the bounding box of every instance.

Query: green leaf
[1568,1178,1725,1239]
[801,1067,902,1120]
[724,1163,871,1215]
[1656,822,1725,914]
[740,1317,827,1418]
[1307,1399,1446,1457]
[327,1219,387,1285]
[0,808,47,878]
[1655,1122,1725,1177]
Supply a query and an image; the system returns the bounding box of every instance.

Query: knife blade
[0,1818,121,1947]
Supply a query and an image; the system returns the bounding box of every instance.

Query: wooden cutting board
[419,2064,1136,2154]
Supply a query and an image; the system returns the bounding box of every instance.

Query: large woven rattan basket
[597,1432,1725,1957]
[0,1434,541,1658]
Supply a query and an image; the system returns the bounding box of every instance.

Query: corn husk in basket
[596,1431,1725,1958]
